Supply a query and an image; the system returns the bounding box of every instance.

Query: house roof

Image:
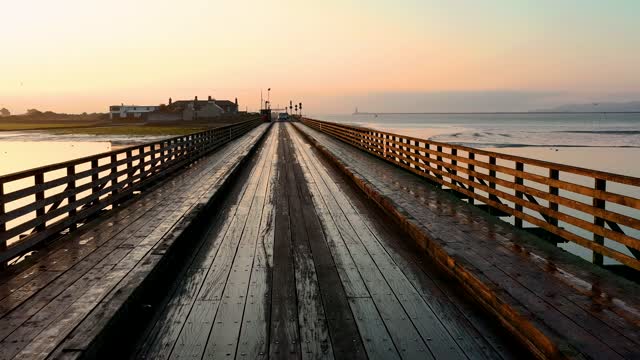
[166,99,236,112]
[213,100,237,109]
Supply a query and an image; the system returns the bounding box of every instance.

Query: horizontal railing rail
[302,118,640,271]
[0,118,263,264]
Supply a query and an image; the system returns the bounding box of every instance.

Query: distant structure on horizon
[108,96,239,121]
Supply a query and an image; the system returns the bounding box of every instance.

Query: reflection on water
[0,134,155,253]
[0,141,113,176]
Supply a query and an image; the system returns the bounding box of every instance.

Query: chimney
[235,97,238,105]
[208,95,212,101]
[194,96,198,102]
[169,97,172,105]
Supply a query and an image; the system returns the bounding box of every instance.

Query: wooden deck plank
[0,148,236,358]
[281,126,334,360]
[269,124,301,359]
[288,125,434,360]
[7,125,269,360]
[295,122,640,360]
[203,126,277,359]
[0,131,259,322]
[235,128,278,360]
[287,130,367,360]
[164,127,274,360]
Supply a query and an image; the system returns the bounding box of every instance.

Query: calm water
[0,131,165,251]
[313,113,640,176]
[313,113,640,265]
[0,131,168,176]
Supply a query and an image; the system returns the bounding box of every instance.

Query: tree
[0,108,9,117]
[26,109,42,116]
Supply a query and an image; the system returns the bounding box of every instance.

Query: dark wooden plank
[236,129,278,359]
[165,126,274,360]
[289,125,433,359]
[203,126,277,359]
[8,126,268,360]
[282,126,334,359]
[287,127,367,360]
[349,298,401,360]
[269,124,301,359]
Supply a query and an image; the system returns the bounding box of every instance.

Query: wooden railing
[302,118,640,271]
[0,118,263,264]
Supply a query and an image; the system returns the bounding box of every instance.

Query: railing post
[91,159,99,205]
[413,140,420,170]
[383,134,387,158]
[67,165,77,230]
[34,173,46,232]
[593,178,606,265]
[489,156,498,202]
[0,181,6,267]
[468,152,475,204]
[424,144,431,176]
[451,148,458,178]
[138,146,146,181]
[436,146,443,187]
[110,154,118,198]
[549,169,559,227]
[126,149,133,185]
[515,162,524,228]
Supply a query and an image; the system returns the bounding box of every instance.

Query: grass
[0,122,103,131]
[53,125,207,136]
[1,115,258,136]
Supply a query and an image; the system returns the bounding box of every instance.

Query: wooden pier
[1,119,639,359]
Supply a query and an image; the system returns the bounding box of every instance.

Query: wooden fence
[0,118,262,264]
[302,118,640,271]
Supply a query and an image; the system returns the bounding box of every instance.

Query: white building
[109,105,159,120]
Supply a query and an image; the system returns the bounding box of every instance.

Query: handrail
[301,118,640,271]
[0,118,263,264]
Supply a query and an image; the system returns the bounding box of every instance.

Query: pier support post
[35,173,45,232]
[68,166,77,230]
[593,178,606,265]
[468,152,475,204]
[515,162,524,228]
[549,169,559,227]
[0,182,6,268]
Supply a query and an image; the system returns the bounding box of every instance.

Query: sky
[1,0,639,114]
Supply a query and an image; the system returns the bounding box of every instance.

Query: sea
[312,113,640,177]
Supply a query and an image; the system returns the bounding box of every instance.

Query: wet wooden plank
[203,127,277,359]
[291,127,469,359]
[268,124,301,359]
[55,128,270,359]
[0,159,226,357]
[282,127,334,359]
[288,125,432,359]
[236,130,278,360]
[349,298,401,360]
[6,126,269,360]
[160,129,273,360]
[287,130,367,360]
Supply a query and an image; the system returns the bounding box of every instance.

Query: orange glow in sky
[1,0,639,113]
